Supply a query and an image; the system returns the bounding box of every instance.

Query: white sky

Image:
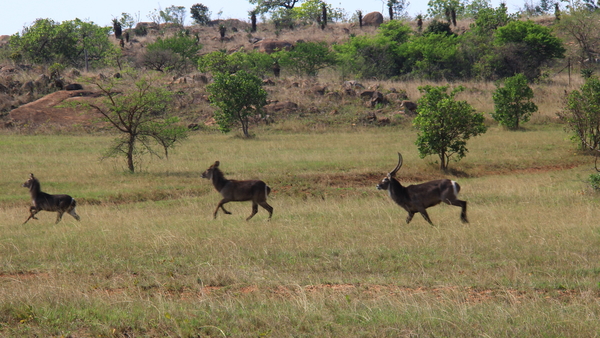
[1,0,522,36]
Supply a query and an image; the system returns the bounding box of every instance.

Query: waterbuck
[201,161,273,220]
[376,153,468,225]
[22,173,81,225]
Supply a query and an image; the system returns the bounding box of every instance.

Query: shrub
[190,3,211,25]
[492,73,538,130]
[559,76,600,151]
[590,172,600,191]
[276,41,336,77]
[414,85,487,171]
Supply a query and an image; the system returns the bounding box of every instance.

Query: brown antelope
[22,173,81,225]
[201,161,273,220]
[376,153,468,225]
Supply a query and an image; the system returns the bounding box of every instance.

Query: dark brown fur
[22,173,80,224]
[201,161,273,220]
[376,153,468,225]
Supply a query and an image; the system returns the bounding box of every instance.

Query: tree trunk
[440,152,447,171]
[127,135,135,173]
[242,118,250,138]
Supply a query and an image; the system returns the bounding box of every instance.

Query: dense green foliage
[414,85,487,170]
[190,3,211,25]
[207,70,268,137]
[331,7,564,81]
[8,18,116,68]
[492,73,538,129]
[560,77,600,151]
[198,50,274,77]
[291,0,345,23]
[276,41,336,76]
[333,21,410,79]
[142,31,202,72]
[2,4,567,81]
[81,74,188,173]
[427,0,465,21]
[590,171,600,190]
[493,20,565,80]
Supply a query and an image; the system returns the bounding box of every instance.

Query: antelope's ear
[213,161,220,167]
[29,173,34,178]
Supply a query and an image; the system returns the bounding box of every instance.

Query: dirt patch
[8,90,103,128]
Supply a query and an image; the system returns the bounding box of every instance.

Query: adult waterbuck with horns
[376,153,468,225]
[22,173,81,225]
[201,161,273,220]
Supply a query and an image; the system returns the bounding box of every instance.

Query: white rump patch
[451,181,458,196]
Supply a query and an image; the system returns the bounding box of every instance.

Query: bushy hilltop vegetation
[0,1,599,166]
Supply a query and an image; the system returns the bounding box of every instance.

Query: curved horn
[388,153,403,177]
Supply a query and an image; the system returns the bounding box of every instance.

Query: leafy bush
[414,85,487,171]
[333,33,403,79]
[207,71,267,137]
[559,76,600,151]
[291,0,346,24]
[493,20,565,80]
[403,33,466,80]
[198,50,274,77]
[190,3,211,25]
[590,172,600,191]
[9,18,115,68]
[492,73,538,129]
[142,32,202,72]
[276,41,336,77]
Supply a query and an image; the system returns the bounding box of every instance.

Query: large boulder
[363,12,384,27]
[254,39,294,54]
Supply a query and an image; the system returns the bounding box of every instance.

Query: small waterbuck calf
[22,173,81,225]
[201,161,273,220]
[376,153,468,225]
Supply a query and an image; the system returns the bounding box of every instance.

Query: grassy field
[1,125,599,337]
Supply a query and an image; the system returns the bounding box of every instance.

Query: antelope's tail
[266,185,272,197]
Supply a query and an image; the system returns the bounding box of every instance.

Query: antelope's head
[376,153,403,190]
[201,161,220,180]
[22,173,36,189]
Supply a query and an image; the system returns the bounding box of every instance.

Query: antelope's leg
[419,210,434,225]
[30,206,39,220]
[446,199,469,223]
[246,202,259,221]
[56,211,64,224]
[259,201,273,220]
[405,211,415,224]
[69,208,81,221]
[22,207,39,225]
[214,199,231,219]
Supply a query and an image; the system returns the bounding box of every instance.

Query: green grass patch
[1,126,600,336]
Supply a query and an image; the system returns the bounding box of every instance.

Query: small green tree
[207,71,268,138]
[160,6,187,25]
[190,3,211,25]
[559,76,600,151]
[492,73,538,130]
[118,12,136,31]
[427,0,464,22]
[198,50,274,77]
[9,18,116,68]
[493,20,565,80]
[142,31,202,72]
[82,73,188,173]
[276,41,336,77]
[291,0,345,24]
[414,85,487,171]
